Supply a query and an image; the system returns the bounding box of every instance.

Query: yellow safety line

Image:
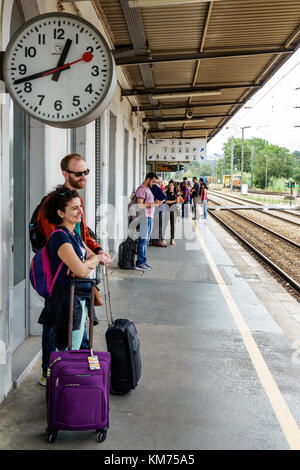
[192,221,300,450]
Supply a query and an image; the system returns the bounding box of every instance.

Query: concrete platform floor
[1,216,300,450]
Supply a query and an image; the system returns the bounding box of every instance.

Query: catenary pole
[230,136,234,193]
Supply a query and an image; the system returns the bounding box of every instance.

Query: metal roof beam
[115,47,294,66]
[148,127,221,132]
[144,113,232,122]
[122,83,261,96]
[133,100,245,112]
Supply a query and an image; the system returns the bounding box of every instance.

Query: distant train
[223,175,241,190]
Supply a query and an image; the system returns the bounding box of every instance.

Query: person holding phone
[135,172,163,271]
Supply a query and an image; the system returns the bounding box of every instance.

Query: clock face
[3,12,116,128]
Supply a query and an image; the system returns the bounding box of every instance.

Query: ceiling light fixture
[186,108,193,119]
[152,90,222,99]
[128,0,224,7]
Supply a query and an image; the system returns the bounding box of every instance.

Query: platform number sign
[3,13,116,128]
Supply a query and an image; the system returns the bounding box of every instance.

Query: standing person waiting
[135,172,162,271]
[150,180,168,247]
[36,153,111,386]
[165,180,180,245]
[191,176,201,220]
[181,181,190,218]
[38,187,102,352]
[200,182,208,221]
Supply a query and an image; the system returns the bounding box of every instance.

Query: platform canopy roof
[94,0,300,141]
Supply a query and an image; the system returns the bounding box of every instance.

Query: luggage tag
[88,355,100,370]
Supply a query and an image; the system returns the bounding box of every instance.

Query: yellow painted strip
[192,221,300,450]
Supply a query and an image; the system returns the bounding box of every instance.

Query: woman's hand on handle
[97,251,111,265]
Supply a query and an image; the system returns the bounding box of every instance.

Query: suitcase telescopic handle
[68,278,97,353]
[100,263,114,327]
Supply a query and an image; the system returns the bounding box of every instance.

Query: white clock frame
[3,12,117,128]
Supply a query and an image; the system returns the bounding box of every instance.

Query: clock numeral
[18,64,27,75]
[38,34,46,45]
[72,96,80,107]
[91,65,99,77]
[37,95,45,105]
[75,33,79,44]
[24,82,32,93]
[25,46,37,58]
[86,46,94,53]
[54,100,62,111]
[85,84,93,94]
[54,28,65,40]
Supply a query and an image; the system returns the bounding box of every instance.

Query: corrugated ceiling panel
[205,0,300,49]
[152,61,196,87]
[195,55,272,85]
[140,4,207,52]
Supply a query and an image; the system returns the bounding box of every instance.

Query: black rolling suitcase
[101,264,142,395]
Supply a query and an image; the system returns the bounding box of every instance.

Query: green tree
[223,137,268,175]
[254,144,295,188]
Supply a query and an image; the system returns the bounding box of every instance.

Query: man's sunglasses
[65,169,90,177]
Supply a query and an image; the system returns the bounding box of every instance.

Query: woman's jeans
[137,216,153,265]
[201,201,208,219]
[182,200,190,218]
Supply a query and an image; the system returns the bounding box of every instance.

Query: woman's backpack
[29,229,66,301]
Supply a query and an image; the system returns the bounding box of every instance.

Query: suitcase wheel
[96,430,107,443]
[46,427,57,444]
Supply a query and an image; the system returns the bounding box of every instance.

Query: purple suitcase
[46,278,110,444]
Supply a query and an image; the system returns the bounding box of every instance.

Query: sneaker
[170,239,175,246]
[39,373,47,386]
[135,264,151,271]
[144,263,152,269]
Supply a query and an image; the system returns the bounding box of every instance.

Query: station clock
[3,12,116,128]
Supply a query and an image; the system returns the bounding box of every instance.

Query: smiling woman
[38,186,101,351]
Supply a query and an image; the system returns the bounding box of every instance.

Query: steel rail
[209,191,300,225]
[208,209,300,295]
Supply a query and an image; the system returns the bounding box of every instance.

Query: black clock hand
[52,38,72,82]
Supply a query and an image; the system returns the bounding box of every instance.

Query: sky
[207,47,300,157]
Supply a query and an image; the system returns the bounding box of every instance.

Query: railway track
[207,197,300,296]
[209,190,300,225]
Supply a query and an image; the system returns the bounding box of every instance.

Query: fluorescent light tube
[152,91,222,99]
[158,119,206,124]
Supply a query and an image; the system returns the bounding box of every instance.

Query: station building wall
[0,0,145,403]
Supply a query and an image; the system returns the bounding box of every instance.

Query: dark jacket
[38,283,95,351]
[151,184,167,213]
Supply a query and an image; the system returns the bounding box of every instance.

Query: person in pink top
[200,182,208,220]
[135,172,163,270]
